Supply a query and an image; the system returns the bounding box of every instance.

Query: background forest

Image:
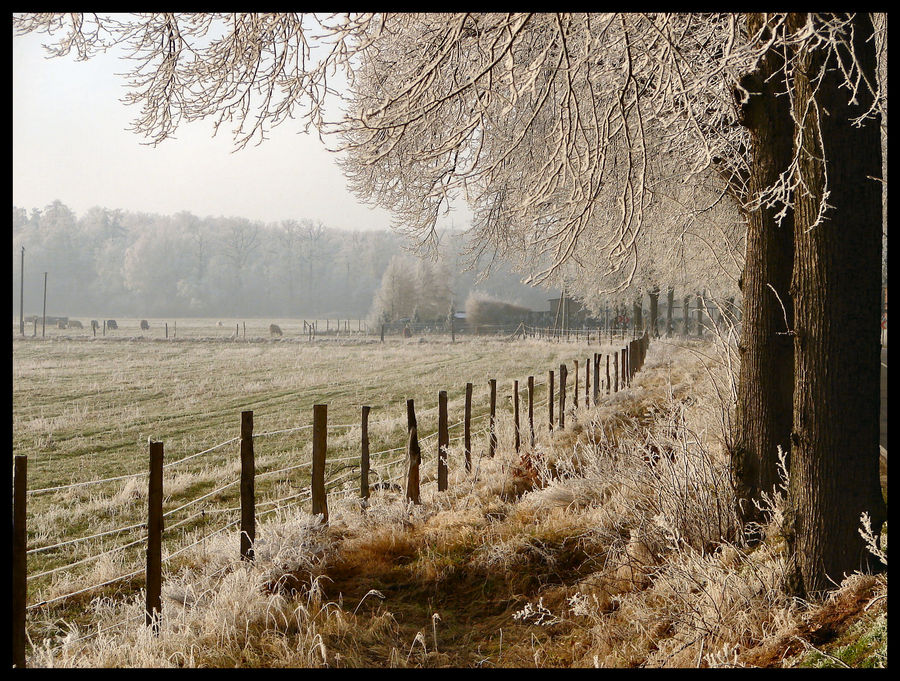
[12,201,557,321]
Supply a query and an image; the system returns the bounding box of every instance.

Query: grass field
[12,330,887,667]
[13,327,619,621]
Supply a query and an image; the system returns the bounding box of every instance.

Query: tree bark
[731,13,796,537]
[785,12,886,596]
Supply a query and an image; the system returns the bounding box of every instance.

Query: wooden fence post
[13,455,27,668]
[165,322,168,339]
[488,379,497,458]
[146,440,164,632]
[438,391,449,491]
[558,363,567,429]
[361,406,371,500]
[573,360,579,410]
[405,399,421,503]
[240,410,255,562]
[464,383,473,473]
[585,357,590,406]
[514,380,520,453]
[380,324,385,343]
[606,355,611,394]
[311,404,328,522]
[593,353,600,404]
[548,370,555,431]
[614,352,619,392]
[528,376,535,447]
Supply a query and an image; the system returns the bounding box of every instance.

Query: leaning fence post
[146,440,164,632]
[13,454,27,668]
[311,405,328,522]
[438,391,449,491]
[240,411,255,561]
[513,380,521,453]
[405,399,421,503]
[488,379,497,458]
[361,406,371,500]
[558,363,567,429]
[528,376,535,447]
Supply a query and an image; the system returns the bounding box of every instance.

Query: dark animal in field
[57,320,67,329]
[216,321,224,327]
[140,320,150,331]
[91,320,100,331]
[68,319,83,329]
[269,323,283,337]
[106,319,118,330]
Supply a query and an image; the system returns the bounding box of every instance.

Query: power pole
[41,271,47,338]
[19,247,24,336]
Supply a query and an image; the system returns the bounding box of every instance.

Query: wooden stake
[548,370,555,431]
[405,399,421,503]
[240,411,255,561]
[12,455,27,668]
[311,404,328,521]
[361,406,371,500]
[464,383,473,473]
[488,379,497,458]
[558,363,567,429]
[438,391,449,490]
[146,440,164,632]
[528,376,535,447]
[514,380,521,452]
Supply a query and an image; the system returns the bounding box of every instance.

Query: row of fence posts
[304,320,367,340]
[11,331,650,666]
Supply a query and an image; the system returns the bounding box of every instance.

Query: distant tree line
[12,201,554,319]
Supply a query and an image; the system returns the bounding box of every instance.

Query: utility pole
[41,271,47,338]
[19,247,24,336]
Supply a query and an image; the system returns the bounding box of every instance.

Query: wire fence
[12,332,652,665]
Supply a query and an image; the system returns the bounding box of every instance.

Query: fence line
[14,332,652,665]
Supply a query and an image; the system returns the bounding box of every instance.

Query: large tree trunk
[731,13,796,536]
[786,12,886,596]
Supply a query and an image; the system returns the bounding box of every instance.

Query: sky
[12,24,469,232]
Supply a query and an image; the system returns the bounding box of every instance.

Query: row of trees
[12,201,551,320]
[13,12,886,597]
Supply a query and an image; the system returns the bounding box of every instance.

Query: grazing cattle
[269,323,283,338]
[140,320,150,331]
[106,319,118,330]
[216,321,224,327]
[90,320,100,331]
[69,320,83,329]
[57,319,67,329]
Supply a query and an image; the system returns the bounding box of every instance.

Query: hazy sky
[13,25,469,231]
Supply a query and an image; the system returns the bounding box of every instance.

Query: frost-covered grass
[16,337,886,667]
[13,333,608,628]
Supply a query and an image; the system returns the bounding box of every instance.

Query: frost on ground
[27,342,887,668]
